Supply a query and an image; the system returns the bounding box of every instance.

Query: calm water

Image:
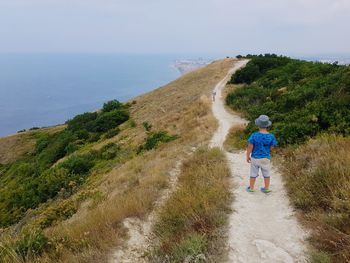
[0,54,180,136]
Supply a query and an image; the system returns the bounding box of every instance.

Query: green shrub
[66,112,98,132]
[226,85,268,111]
[65,142,80,154]
[15,230,49,260]
[230,54,290,84]
[65,101,129,134]
[87,133,101,143]
[99,143,120,160]
[143,131,177,151]
[61,154,95,175]
[36,168,71,201]
[232,63,261,84]
[93,109,129,132]
[103,127,120,139]
[34,133,51,154]
[102,99,123,112]
[75,129,90,140]
[37,130,76,168]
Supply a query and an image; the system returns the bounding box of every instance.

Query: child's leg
[260,158,271,189]
[263,177,270,189]
[249,158,259,189]
[250,177,257,189]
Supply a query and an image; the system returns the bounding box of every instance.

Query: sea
[0,54,184,137]
[1,53,349,137]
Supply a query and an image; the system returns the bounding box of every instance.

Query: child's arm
[270,135,278,153]
[246,143,253,163]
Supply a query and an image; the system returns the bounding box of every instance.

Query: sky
[0,0,350,56]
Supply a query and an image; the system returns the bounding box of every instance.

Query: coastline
[0,57,212,139]
[172,58,212,75]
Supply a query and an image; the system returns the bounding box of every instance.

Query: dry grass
[0,133,35,164]
[131,59,236,127]
[0,58,237,262]
[0,126,64,164]
[280,134,350,263]
[224,124,247,152]
[151,148,232,263]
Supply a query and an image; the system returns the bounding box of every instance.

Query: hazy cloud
[0,0,349,55]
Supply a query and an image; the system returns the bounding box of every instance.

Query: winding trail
[210,60,309,263]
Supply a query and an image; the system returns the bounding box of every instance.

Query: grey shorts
[250,158,271,178]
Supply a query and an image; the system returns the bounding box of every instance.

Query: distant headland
[173,58,212,74]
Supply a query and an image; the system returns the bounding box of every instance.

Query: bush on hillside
[87,133,101,143]
[37,130,77,169]
[93,109,129,132]
[99,143,121,160]
[66,112,98,132]
[102,99,123,112]
[60,153,96,175]
[226,54,350,145]
[75,129,90,140]
[67,108,129,134]
[231,63,261,84]
[104,127,120,139]
[142,131,178,151]
[230,54,290,84]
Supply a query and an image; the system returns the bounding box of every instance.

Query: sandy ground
[210,60,309,263]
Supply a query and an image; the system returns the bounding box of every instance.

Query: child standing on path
[246,115,277,193]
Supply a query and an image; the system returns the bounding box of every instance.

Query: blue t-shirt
[248,132,278,159]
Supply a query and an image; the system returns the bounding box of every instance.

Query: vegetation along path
[210,60,309,263]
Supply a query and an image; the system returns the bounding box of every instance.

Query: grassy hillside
[0,101,131,228]
[0,58,235,263]
[226,54,350,262]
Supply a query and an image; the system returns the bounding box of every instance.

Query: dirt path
[210,60,309,263]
